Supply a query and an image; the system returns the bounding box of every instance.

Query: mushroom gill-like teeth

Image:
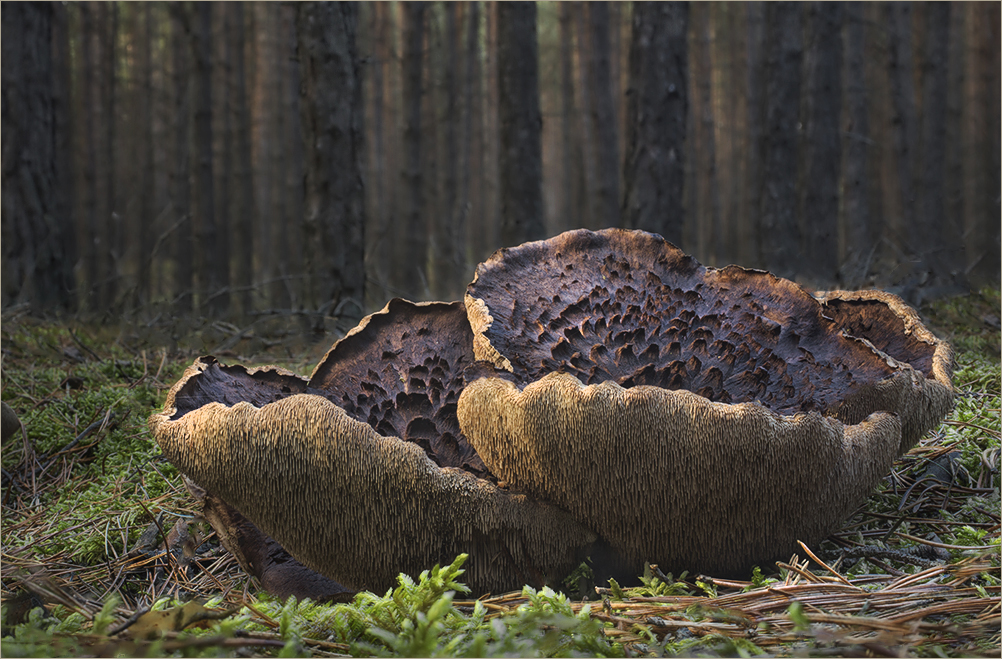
[457,372,903,576]
[150,393,597,594]
[465,228,949,424]
[309,298,491,478]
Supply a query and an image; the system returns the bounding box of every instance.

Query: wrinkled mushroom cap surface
[150,301,597,594]
[459,228,955,574]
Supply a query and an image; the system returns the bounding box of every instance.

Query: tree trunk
[886,2,919,268]
[497,1,544,247]
[1,2,75,310]
[588,2,620,228]
[574,3,597,230]
[396,2,427,297]
[458,2,481,283]
[742,1,765,267]
[297,2,366,323]
[801,1,843,284]
[191,2,222,313]
[559,2,580,234]
[621,1,688,246]
[171,3,193,313]
[432,2,463,299]
[692,2,722,263]
[135,2,155,306]
[101,2,119,309]
[758,2,802,278]
[840,1,873,288]
[51,0,77,310]
[916,3,957,285]
[230,2,254,316]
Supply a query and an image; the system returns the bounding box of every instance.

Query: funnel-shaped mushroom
[150,300,597,595]
[459,229,954,575]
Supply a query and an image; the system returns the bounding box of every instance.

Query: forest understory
[0,287,999,658]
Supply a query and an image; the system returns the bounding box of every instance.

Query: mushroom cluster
[150,229,954,597]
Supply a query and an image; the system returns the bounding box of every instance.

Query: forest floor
[1,288,999,658]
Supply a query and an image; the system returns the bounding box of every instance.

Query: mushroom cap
[150,300,597,594]
[813,289,954,452]
[459,228,955,574]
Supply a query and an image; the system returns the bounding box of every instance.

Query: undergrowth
[1,286,999,657]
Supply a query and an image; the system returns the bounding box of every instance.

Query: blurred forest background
[2,1,999,327]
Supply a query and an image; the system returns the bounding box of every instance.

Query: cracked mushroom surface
[459,228,955,575]
[150,300,597,595]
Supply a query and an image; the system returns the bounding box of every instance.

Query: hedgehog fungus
[150,229,955,599]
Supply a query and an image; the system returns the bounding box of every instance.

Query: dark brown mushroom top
[165,300,497,478]
[466,228,900,417]
[166,358,309,420]
[308,299,492,478]
[815,289,953,384]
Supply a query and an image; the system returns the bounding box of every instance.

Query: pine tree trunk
[886,2,919,267]
[802,1,843,284]
[230,2,255,316]
[742,1,765,267]
[297,1,366,323]
[840,1,873,288]
[171,3,193,313]
[497,1,544,246]
[396,1,427,297]
[758,2,802,278]
[621,1,688,245]
[1,2,75,310]
[559,2,579,233]
[588,2,619,228]
[192,2,222,313]
[916,2,957,286]
[692,2,722,263]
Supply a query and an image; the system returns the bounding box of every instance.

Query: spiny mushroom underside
[151,394,597,593]
[193,484,356,603]
[309,299,491,478]
[457,372,903,576]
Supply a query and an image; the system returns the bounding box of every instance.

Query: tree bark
[101,2,119,308]
[192,2,223,313]
[801,1,843,284]
[497,1,544,247]
[840,2,873,288]
[1,2,75,310]
[886,2,918,265]
[297,2,366,323]
[916,3,957,284]
[395,2,427,297]
[588,2,620,228]
[133,2,155,307]
[758,2,802,278]
[171,2,193,313]
[621,1,688,246]
[559,2,580,234]
[692,2,722,263]
[51,0,77,310]
[742,1,765,266]
[230,2,254,316]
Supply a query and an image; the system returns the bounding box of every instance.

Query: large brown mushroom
[458,228,954,575]
[150,300,597,595]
